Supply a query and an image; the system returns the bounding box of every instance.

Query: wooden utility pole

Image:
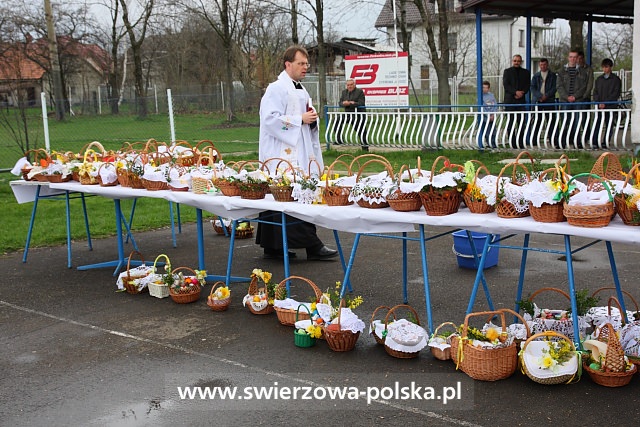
[44,0,65,121]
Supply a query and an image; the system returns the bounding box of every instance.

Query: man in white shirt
[256,46,338,260]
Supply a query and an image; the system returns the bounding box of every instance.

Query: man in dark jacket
[502,54,530,148]
[591,58,622,149]
[335,79,368,150]
[556,50,590,148]
[530,58,557,147]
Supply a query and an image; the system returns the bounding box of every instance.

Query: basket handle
[592,287,639,315]
[620,162,640,190]
[529,287,571,302]
[606,296,626,326]
[383,304,421,330]
[431,321,458,338]
[462,308,530,339]
[566,173,614,202]
[153,253,171,274]
[520,330,577,354]
[326,154,356,186]
[209,281,228,298]
[275,275,323,302]
[170,267,203,287]
[126,250,145,281]
[296,304,313,322]
[495,161,531,197]
[556,153,571,175]
[355,158,394,182]
[370,305,393,328]
[514,151,535,166]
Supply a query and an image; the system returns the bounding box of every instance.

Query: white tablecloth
[10,180,640,245]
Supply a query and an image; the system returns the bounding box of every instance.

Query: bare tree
[119,0,155,119]
[592,23,633,70]
[413,0,452,108]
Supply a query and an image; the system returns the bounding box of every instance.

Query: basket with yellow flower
[322,298,365,352]
[523,164,571,223]
[519,331,580,385]
[294,305,321,348]
[147,254,171,298]
[242,268,276,315]
[207,281,231,311]
[494,161,531,218]
[418,156,466,216]
[212,160,241,196]
[265,158,297,202]
[273,276,323,326]
[614,161,640,226]
[450,308,530,381]
[583,317,637,387]
[461,160,496,214]
[383,304,429,359]
[167,267,205,304]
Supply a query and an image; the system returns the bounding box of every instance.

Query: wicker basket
[170,140,197,167]
[519,331,580,385]
[191,176,213,194]
[207,281,231,311]
[429,322,458,361]
[194,141,222,166]
[583,322,637,387]
[495,161,531,218]
[324,299,360,352]
[563,173,615,228]
[462,162,495,214]
[44,173,72,183]
[140,178,170,191]
[370,306,394,345]
[450,308,529,381]
[418,156,464,216]
[168,267,202,304]
[273,276,323,326]
[323,154,356,206]
[529,202,565,223]
[122,251,150,295]
[97,162,118,187]
[239,182,269,200]
[147,254,170,298]
[264,158,297,202]
[614,163,640,226]
[383,304,428,359]
[294,305,317,348]
[213,179,240,196]
[351,156,394,209]
[386,164,422,212]
[245,275,274,315]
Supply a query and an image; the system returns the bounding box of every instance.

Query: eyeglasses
[294,62,311,68]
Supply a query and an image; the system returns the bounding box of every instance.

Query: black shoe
[361,146,369,152]
[306,245,338,261]
[263,250,297,260]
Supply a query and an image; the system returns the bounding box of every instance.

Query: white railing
[324,102,632,151]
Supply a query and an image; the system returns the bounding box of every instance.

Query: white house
[374,0,553,98]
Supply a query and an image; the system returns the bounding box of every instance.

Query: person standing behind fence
[502,54,530,149]
[591,58,621,150]
[530,58,557,147]
[335,79,368,151]
[477,81,498,150]
[556,50,589,149]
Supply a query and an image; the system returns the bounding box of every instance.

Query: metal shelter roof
[458,0,634,24]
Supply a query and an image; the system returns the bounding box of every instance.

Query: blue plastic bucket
[451,230,499,269]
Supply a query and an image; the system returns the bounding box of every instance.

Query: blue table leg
[606,240,628,321]
[169,202,177,248]
[419,225,433,333]
[332,230,352,292]
[176,203,182,233]
[226,219,238,286]
[402,232,408,303]
[23,185,41,263]
[340,233,361,299]
[65,191,72,268]
[564,235,582,348]
[196,208,206,271]
[513,234,531,320]
[125,199,137,244]
[466,234,492,314]
[281,213,291,288]
[80,193,92,251]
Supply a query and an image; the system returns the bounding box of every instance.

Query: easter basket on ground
[273,276,323,327]
[428,322,458,361]
[518,331,580,385]
[207,281,231,311]
[383,304,429,359]
[583,318,637,387]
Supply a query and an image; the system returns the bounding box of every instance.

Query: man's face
[482,84,490,94]
[568,52,578,67]
[602,64,612,74]
[286,52,309,81]
[346,81,356,92]
[512,56,522,68]
[578,55,585,66]
[539,61,548,72]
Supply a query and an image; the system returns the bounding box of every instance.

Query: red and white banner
[344,52,409,107]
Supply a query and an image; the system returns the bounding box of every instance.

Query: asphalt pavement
[2,217,640,426]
